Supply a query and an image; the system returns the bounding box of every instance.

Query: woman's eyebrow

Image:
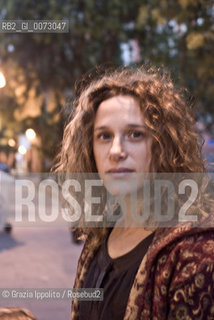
[94,124,146,131]
[126,124,146,129]
[94,126,109,131]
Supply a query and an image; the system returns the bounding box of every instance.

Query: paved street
[0,226,83,320]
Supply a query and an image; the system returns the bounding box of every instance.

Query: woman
[55,67,214,319]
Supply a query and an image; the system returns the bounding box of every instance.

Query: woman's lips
[106,168,135,178]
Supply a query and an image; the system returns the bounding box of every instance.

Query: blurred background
[0,0,213,173]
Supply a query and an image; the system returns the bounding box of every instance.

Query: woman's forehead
[94,95,145,128]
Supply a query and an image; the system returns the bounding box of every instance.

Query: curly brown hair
[54,66,206,243]
[55,66,205,174]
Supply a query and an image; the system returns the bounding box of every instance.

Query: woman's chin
[102,172,146,196]
[104,180,137,197]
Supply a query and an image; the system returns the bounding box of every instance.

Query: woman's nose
[109,136,127,161]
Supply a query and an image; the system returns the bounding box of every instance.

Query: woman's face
[93,95,152,195]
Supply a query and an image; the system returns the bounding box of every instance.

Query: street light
[0,71,6,88]
[8,138,16,147]
[25,128,36,141]
[18,145,27,155]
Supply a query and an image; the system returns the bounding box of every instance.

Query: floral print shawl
[71,213,214,320]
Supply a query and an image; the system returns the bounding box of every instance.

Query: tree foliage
[135,0,214,116]
[0,0,213,164]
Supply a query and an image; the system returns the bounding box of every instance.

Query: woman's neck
[113,192,148,228]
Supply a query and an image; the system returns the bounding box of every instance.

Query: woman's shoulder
[155,228,214,264]
[152,229,214,293]
[77,229,110,263]
[149,229,214,318]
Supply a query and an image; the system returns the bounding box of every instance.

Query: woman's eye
[97,132,111,140]
[128,130,145,139]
